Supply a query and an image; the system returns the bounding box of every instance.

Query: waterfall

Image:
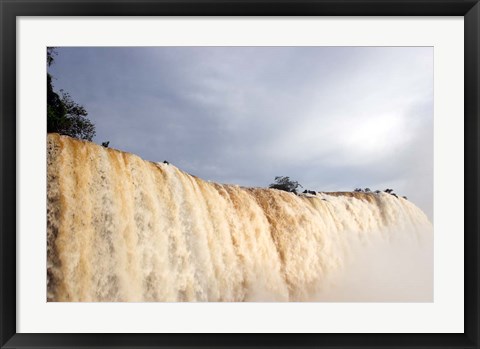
[47,134,433,302]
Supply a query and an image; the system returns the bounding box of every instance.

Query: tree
[269,176,303,194]
[47,48,96,141]
[47,47,56,66]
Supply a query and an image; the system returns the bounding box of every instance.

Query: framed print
[1,0,479,348]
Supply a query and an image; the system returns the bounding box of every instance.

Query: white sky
[49,46,433,219]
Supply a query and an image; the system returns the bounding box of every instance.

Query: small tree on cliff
[47,47,96,141]
[269,176,303,194]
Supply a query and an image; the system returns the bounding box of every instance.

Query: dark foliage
[47,47,96,141]
[355,188,404,199]
[47,47,57,67]
[269,176,303,194]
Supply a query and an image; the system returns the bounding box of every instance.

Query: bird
[163,160,169,165]
[101,141,110,148]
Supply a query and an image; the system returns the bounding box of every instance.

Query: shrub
[269,176,303,194]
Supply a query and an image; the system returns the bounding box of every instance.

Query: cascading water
[47,133,433,302]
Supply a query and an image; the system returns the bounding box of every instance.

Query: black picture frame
[1,1,478,348]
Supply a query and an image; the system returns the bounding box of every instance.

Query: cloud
[48,46,433,219]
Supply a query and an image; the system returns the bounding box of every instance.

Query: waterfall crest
[47,134,432,302]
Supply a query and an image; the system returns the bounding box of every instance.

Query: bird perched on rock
[163,160,169,165]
